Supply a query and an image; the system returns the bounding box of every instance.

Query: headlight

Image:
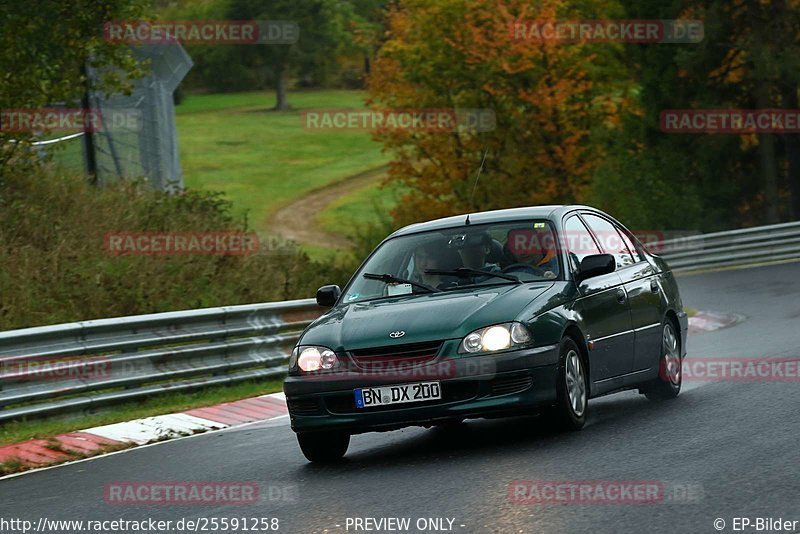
[458,322,532,354]
[292,345,338,372]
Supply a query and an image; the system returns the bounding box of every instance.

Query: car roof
[389,205,596,238]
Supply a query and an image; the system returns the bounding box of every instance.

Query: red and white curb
[0,392,288,469]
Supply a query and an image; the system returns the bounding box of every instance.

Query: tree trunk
[770,0,800,219]
[783,87,800,219]
[274,68,288,111]
[756,88,780,223]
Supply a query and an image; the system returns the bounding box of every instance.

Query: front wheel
[642,321,682,400]
[296,431,350,463]
[548,337,588,431]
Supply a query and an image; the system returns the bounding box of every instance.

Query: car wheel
[296,431,350,463]
[643,321,682,400]
[550,337,587,431]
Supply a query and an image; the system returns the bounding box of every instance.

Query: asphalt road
[1,262,799,534]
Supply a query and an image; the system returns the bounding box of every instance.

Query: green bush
[0,166,353,330]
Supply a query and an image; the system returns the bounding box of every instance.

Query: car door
[563,214,634,382]
[581,212,663,373]
[617,223,665,372]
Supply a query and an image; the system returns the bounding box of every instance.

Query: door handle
[616,289,626,304]
[650,279,659,293]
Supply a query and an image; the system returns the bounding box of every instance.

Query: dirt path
[266,165,389,249]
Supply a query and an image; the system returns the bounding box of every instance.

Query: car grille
[489,375,533,396]
[348,340,443,371]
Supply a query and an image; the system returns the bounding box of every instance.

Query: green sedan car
[284,205,688,462]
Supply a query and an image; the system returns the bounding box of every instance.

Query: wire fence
[40,132,87,175]
[18,43,192,192]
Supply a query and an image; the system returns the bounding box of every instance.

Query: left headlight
[290,345,338,372]
[458,322,532,354]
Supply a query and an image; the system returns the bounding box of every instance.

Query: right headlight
[290,345,338,372]
[458,322,532,354]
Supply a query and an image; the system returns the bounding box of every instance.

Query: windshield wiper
[362,272,441,293]
[425,267,522,284]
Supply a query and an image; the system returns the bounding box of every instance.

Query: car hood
[300,283,555,351]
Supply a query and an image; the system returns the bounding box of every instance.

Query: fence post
[80,64,98,184]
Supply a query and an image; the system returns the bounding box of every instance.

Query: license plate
[354,381,441,409]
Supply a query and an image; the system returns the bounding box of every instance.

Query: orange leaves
[368,0,630,227]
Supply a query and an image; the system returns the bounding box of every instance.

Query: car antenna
[465,148,489,226]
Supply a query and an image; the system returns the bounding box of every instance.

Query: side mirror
[316,285,341,307]
[575,254,615,284]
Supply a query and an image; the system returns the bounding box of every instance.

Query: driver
[503,227,559,279]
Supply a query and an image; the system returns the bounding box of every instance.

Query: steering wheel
[503,263,556,279]
[502,263,538,274]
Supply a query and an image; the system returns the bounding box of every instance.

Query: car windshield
[343,220,560,304]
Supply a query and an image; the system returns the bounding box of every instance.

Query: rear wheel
[296,431,350,463]
[549,337,587,431]
[643,321,682,400]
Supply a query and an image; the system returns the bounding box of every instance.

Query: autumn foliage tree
[594,0,800,230]
[368,0,633,227]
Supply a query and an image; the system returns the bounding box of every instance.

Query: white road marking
[82,413,230,444]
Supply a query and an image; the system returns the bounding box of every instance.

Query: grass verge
[176,89,389,236]
[316,178,402,240]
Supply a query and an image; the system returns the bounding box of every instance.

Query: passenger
[410,243,453,288]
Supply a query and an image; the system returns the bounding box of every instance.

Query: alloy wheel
[565,349,587,417]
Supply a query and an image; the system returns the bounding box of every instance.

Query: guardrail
[0,299,323,423]
[1,221,797,423]
[654,221,800,272]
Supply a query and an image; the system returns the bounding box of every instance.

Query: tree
[0,0,147,176]
[368,0,633,227]
[609,0,800,228]
[349,0,391,77]
[225,0,353,110]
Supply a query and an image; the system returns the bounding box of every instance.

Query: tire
[296,431,350,463]
[549,337,588,431]
[642,320,682,400]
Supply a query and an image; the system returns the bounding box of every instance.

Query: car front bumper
[283,344,559,435]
